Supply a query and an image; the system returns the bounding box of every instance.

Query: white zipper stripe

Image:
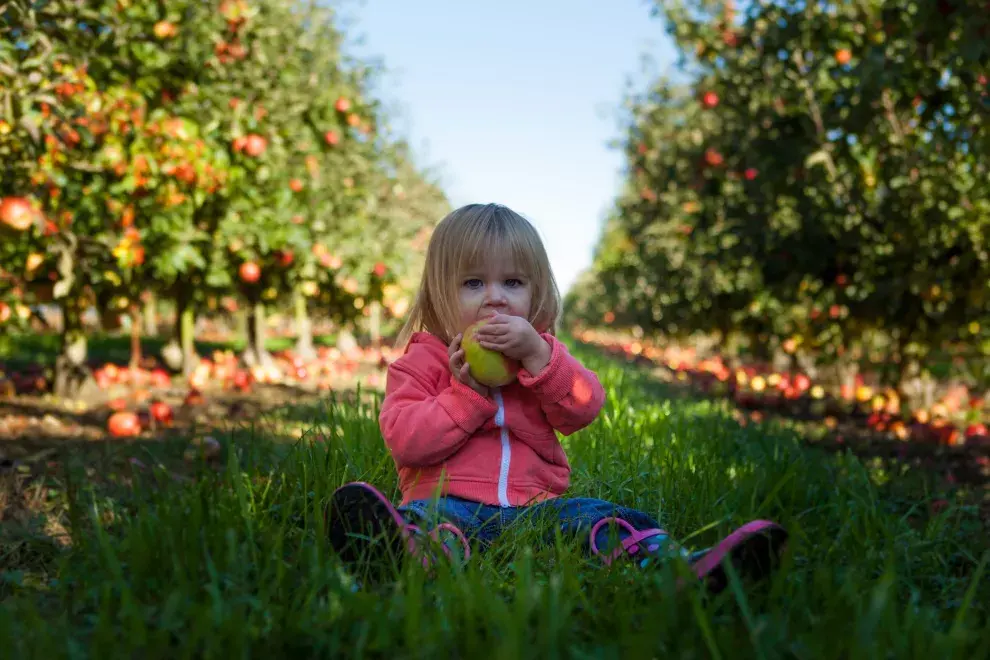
[492,388,511,507]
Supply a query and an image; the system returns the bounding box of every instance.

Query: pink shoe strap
[430,522,472,562]
[405,522,472,569]
[402,523,425,557]
[590,517,668,566]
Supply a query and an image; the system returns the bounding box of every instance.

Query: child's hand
[448,333,489,397]
[474,314,551,373]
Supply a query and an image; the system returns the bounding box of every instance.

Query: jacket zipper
[492,388,511,507]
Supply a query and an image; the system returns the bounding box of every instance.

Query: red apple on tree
[243,134,267,157]
[289,178,303,192]
[239,261,261,283]
[0,197,36,232]
[701,91,719,108]
[324,130,340,146]
[220,0,249,24]
[335,97,350,113]
[153,21,178,39]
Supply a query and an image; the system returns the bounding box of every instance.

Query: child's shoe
[688,520,788,593]
[589,516,687,566]
[429,522,472,567]
[589,516,788,593]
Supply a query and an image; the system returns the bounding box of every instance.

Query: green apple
[462,320,520,387]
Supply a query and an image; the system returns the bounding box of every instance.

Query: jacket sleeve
[516,334,606,436]
[379,350,498,468]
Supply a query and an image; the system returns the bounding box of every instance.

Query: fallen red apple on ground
[149,401,174,426]
[108,411,141,437]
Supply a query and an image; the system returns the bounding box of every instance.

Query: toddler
[326,203,787,592]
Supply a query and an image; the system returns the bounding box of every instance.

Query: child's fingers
[449,349,466,377]
[448,334,463,357]
[478,327,507,342]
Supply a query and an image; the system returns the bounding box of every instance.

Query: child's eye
[505,279,523,288]
[464,278,483,288]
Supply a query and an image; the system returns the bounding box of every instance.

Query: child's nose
[483,284,508,304]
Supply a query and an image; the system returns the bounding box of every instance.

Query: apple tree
[571,0,990,388]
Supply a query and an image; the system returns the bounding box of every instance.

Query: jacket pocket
[511,426,568,468]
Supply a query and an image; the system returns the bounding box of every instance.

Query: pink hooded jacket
[379,331,606,507]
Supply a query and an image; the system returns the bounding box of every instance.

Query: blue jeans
[398,495,682,562]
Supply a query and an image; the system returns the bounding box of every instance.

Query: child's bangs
[455,218,536,278]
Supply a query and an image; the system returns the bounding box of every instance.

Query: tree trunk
[336,326,359,354]
[293,289,316,361]
[170,290,198,376]
[369,300,382,348]
[235,306,249,344]
[747,331,771,365]
[771,346,791,374]
[793,349,818,380]
[834,358,859,404]
[129,306,142,370]
[143,293,157,337]
[241,301,274,368]
[53,299,97,400]
[180,305,196,375]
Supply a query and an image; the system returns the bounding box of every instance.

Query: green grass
[1,341,988,658]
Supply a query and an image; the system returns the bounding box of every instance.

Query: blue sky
[347,1,681,295]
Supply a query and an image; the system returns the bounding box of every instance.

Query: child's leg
[398,495,502,561]
[523,496,787,592]
[523,496,685,565]
[581,500,788,592]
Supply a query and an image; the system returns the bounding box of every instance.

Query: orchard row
[566,0,990,392]
[0,1,449,396]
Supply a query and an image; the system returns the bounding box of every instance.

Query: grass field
[1,340,988,658]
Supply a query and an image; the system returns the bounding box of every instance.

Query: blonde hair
[396,203,561,348]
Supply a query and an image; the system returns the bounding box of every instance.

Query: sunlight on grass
[0,341,988,657]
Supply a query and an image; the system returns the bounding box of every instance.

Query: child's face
[457,256,533,333]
